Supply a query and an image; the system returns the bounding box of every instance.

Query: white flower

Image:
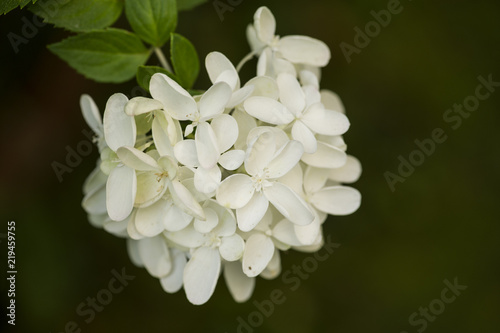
[150,73,232,137]
[244,72,350,153]
[166,200,245,305]
[247,7,331,67]
[174,114,245,194]
[241,207,302,277]
[205,51,255,108]
[216,129,314,231]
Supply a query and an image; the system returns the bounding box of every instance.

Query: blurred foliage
[0,0,499,332]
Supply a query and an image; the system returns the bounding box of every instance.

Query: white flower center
[251,169,272,192]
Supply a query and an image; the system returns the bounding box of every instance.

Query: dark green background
[1,0,499,332]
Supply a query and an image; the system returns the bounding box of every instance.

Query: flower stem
[154,47,173,73]
[236,47,264,73]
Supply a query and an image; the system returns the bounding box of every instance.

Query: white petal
[260,249,281,279]
[299,70,319,89]
[294,210,321,245]
[236,192,269,232]
[243,234,274,277]
[219,234,245,261]
[227,85,254,108]
[174,139,199,167]
[83,165,107,195]
[138,236,171,278]
[127,239,143,267]
[246,24,265,53]
[216,174,254,209]
[152,116,174,157]
[329,155,362,183]
[267,140,304,178]
[126,210,144,240]
[254,6,276,44]
[117,146,160,171]
[183,247,221,305]
[160,248,186,293]
[103,217,128,237]
[277,163,304,195]
[224,260,255,303]
[82,185,107,215]
[206,52,240,90]
[163,203,193,232]
[194,207,219,234]
[291,120,317,154]
[245,76,279,100]
[272,219,302,246]
[233,109,257,150]
[135,199,169,237]
[80,94,102,136]
[277,36,331,67]
[244,97,294,125]
[264,182,314,226]
[199,82,232,121]
[320,89,345,114]
[301,104,350,136]
[219,150,245,171]
[310,186,361,215]
[194,165,221,194]
[125,97,163,116]
[245,130,276,176]
[166,224,205,248]
[304,166,329,194]
[211,114,239,153]
[106,165,136,221]
[134,172,168,208]
[103,93,136,151]
[150,73,197,121]
[301,142,347,169]
[277,73,305,115]
[195,122,220,169]
[169,181,205,220]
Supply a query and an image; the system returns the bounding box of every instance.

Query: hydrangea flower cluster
[81,7,361,305]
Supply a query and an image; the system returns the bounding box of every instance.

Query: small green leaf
[170,33,199,90]
[49,28,151,83]
[1,0,36,15]
[125,0,177,47]
[30,0,123,32]
[136,65,178,92]
[177,0,207,11]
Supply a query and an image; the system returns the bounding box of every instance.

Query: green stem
[154,47,173,73]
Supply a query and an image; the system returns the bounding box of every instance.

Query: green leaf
[170,33,199,90]
[136,65,178,92]
[1,0,36,15]
[125,0,177,47]
[48,28,151,83]
[29,0,123,32]
[177,0,207,11]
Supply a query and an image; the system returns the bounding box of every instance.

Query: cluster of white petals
[81,6,361,305]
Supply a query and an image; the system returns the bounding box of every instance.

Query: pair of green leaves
[37,0,203,89]
[137,32,200,91]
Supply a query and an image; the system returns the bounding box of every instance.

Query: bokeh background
[1,0,499,332]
